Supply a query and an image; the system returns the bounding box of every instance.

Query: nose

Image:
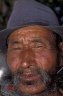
[20,47,35,69]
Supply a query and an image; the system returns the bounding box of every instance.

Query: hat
[0,0,63,53]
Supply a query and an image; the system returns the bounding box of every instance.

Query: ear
[59,42,63,66]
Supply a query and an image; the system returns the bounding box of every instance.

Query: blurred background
[0,0,63,30]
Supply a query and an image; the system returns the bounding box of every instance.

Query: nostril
[21,62,30,68]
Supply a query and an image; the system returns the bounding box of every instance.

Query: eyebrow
[31,36,49,42]
[8,36,49,45]
[9,40,42,45]
[31,38,43,43]
[8,41,23,45]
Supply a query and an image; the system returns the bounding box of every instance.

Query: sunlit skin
[7,25,63,95]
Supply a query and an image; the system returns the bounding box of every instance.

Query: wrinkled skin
[7,25,63,96]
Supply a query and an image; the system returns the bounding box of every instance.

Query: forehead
[8,25,55,42]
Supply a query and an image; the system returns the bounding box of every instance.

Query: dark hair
[53,32,62,50]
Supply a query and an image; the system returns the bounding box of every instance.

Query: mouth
[20,74,41,86]
[19,73,42,86]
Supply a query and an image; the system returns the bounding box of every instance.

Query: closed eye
[33,43,44,48]
[12,47,24,51]
[31,39,46,48]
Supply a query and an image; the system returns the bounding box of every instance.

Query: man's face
[7,25,58,95]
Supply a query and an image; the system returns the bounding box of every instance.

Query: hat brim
[0,25,63,53]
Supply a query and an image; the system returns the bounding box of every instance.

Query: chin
[16,82,47,95]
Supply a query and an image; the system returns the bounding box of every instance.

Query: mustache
[12,66,51,86]
[37,67,51,84]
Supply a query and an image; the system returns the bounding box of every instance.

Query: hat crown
[7,0,59,29]
[0,0,63,57]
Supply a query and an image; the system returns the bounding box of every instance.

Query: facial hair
[12,65,54,96]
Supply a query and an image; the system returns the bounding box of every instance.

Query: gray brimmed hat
[0,0,63,53]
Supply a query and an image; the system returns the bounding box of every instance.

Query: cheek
[7,52,21,73]
[35,50,57,73]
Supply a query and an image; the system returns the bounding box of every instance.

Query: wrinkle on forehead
[8,25,56,46]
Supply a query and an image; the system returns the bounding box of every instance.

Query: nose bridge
[23,47,34,62]
[21,47,35,68]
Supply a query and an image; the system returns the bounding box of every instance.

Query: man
[0,0,63,96]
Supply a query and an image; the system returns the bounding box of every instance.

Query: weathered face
[7,25,58,95]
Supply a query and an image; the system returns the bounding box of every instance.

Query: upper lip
[20,73,40,81]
